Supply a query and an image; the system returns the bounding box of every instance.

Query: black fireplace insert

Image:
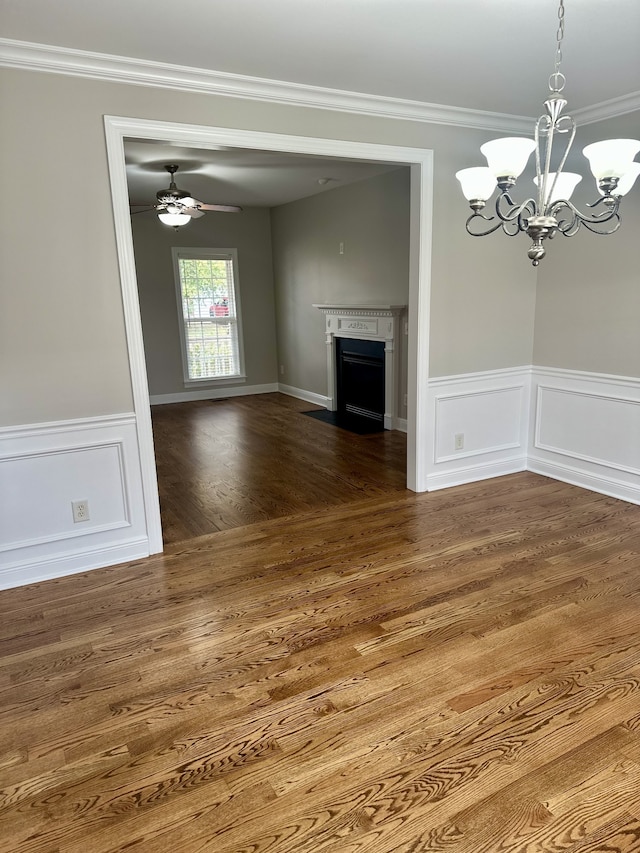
[336,337,385,426]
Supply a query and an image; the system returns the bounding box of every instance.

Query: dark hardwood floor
[151,393,408,544]
[1,395,640,852]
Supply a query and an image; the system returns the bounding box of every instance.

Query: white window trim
[171,247,246,385]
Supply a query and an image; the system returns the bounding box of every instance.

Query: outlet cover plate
[72,500,90,523]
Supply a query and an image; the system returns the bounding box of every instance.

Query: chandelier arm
[576,214,621,236]
[556,214,580,236]
[550,196,621,231]
[586,194,622,213]
[495,193,537,227]
[501,220,522,237]
[464,212,505,237]
[518,203,536,232]
[548,195,622,236]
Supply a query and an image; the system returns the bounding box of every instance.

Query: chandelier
[455,0,640,266]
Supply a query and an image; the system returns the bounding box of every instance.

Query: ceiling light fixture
[455,0,640,266]
[157,211,190,227]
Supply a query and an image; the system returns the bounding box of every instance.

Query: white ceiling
[4,0,639,209]
[3,0,639,116]
[124,140,402,209]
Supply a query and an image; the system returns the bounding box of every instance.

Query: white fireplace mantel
[313,304,406,429]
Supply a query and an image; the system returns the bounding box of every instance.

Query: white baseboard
[150,383,279,405]
[427,455,527,491]
[0,538,150,591]
[278,384,330,408]
[0,414,149,590]
[394,417,408,433]
[528,457,640,506]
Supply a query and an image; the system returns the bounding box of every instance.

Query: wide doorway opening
[105,116,434,554]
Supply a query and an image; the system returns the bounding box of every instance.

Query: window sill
[184,375,247,387]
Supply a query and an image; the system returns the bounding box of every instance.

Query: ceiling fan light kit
[455,0,640,266]
[158,211,191,227]
[130,163,242,229]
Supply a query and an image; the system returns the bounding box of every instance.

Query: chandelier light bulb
[533,171,582,205]
[158,212,190,226]
[455,167,497,202]
[480,137,536,181]
[582,139,640,180]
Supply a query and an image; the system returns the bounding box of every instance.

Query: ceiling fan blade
[198,203,243,213]
[185,208,205,219]
[130,207,157,215]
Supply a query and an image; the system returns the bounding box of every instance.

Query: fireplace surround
[313,304,406,430]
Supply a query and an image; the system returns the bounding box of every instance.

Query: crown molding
[4,39,636,133]
[573,91,640,125]
[0,38,535,134]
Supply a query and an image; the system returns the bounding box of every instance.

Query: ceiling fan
[130,164,242,227]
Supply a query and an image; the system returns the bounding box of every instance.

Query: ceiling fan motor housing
[157,164,190,205]
[156,187,190,204]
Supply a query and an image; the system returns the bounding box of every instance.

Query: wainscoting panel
[529,367,640,504]
[0,414,148,589]
[426,367,530,490]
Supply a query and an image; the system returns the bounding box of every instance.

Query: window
[172,248,245,383]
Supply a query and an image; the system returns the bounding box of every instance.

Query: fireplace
[313,304,406,430]
[336,338,385,425]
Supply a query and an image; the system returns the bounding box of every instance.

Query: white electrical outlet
[339,241,345,255]
[279,364,284,375]
[454,433,464,451]
[72,499,90,523]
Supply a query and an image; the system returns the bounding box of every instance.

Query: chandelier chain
[555,0,565,74]
[550,0,566,93]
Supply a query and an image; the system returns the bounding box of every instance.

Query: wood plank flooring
[2,397,640,851]
[151,394,407,544]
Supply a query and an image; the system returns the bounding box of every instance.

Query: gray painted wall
[131,207,278,396]
[270,168,410,413]
[427,125,538,377]
[1,68,638,428]
[533,112,640,376]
